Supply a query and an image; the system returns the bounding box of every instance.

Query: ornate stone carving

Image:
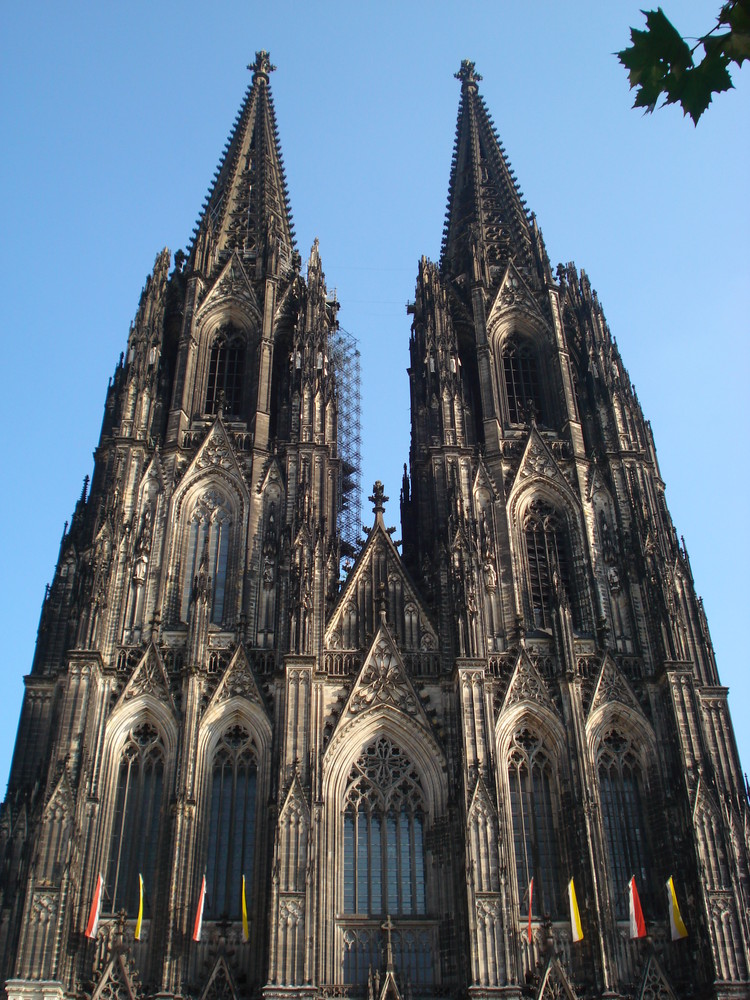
[349,637,418,717]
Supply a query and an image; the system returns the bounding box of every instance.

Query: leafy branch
[618,1,750,123]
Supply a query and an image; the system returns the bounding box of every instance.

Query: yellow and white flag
[134,874,144,941]
[568,878,584,942]
[241,874,250,943]
[667,876,688,940]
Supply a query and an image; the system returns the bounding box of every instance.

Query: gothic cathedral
[1,53,748,1000]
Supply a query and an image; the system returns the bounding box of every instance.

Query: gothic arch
[95,700,176,920]
[507,483,592,633]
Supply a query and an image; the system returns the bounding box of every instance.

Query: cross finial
[369,481,388,517]
[382,914,395,971]
[249,50,276,83]
[455,59,482,88]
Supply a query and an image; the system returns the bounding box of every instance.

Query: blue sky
[1,2,748,784]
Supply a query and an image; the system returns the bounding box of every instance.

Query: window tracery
[106,722,165,916]
[343,737,426,918]
[502,337,543,424]
[597,731,649,918]
[181,489,231,624]
[206,724,257,920]
[507,729,562,918]
[205,325,246,417]
[523,499,577,629]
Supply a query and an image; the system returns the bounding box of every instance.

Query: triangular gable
[378,970,403,1000]
[189,417,248,483]
[339,626,431,727]
[280,772,311,823]
[468,774,497,821]
[199,954,240,1000]
[473,457,500,502]
[326,520,437,650]
[206,644,267,714]
[91,951,141,1000]
[195,249,261,326]
[257,455,286,498]
[116,643,175,714]
[588,654,643,720]
[487,262,546,329]
[500,648,556,716]
[140,449,166,495]
[512,426,573,498]
[536,956,579,1000]
[44,768,74,821]
[636,954,678,1000]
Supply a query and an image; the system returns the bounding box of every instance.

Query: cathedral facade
[1,53,748,1000]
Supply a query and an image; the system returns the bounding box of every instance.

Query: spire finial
[369,481,388,518]
[455,59,482,89]
[249,50,276,84]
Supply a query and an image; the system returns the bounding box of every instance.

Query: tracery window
[508,730,562,918]
[523,499,577,629]
[598,732,649,918]
[205,326,245,417]
[343,737,426,918]
[502,337,543,424]
[181,490,231,625]
[106,723,165,915]
[206,725,257,920]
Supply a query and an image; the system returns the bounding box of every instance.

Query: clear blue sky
[1,2,748,786]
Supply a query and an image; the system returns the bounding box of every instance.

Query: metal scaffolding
[329,324,362,564]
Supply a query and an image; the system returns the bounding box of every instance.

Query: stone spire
[440,59,534,285]
[190,50,296,276]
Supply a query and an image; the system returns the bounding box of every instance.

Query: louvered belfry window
[524,499,576,629]
[205,325,245,417]
[502,337,542,424]
[106,723,165,915]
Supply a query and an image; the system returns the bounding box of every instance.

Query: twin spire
[191,54,533,285]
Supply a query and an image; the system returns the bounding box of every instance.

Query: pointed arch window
[205,326,245,417]
[106,723,165,915]
[508,730,562,918]
[523,499,578,629]
[343,737,427,918]
[502,337,543,424]
[206,724,257,920]
[598,732,650,918]
[181,491,231,624]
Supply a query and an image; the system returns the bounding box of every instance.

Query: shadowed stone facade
[1,54,748,1000]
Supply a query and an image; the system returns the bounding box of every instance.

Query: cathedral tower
[1,55,748,1000]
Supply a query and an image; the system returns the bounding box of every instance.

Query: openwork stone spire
[190,50,295,276]
[441,58,534,284]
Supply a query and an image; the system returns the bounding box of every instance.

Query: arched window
[206,724,257,920]
[598,732,650,918]
[181,490,231,625]
[106,723,165,915]
[343,736,426,918]
[502,337,543,424]
[508,730,562,918]
[523,499,577,629]
[205,326,245,417]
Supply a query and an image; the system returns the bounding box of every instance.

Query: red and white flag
[628,876,647,939]
[192,875,207,942]
[85,873,104,939]
[527,877,534,943]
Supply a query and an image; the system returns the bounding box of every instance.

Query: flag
[527,877,534,943]
[192,875,206,942]
[134,874,144,941]
[241,874,250,943]
[667,876,688,940]
[85,873,104,940]
[628,876,646,939]
[568,878,583,942]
